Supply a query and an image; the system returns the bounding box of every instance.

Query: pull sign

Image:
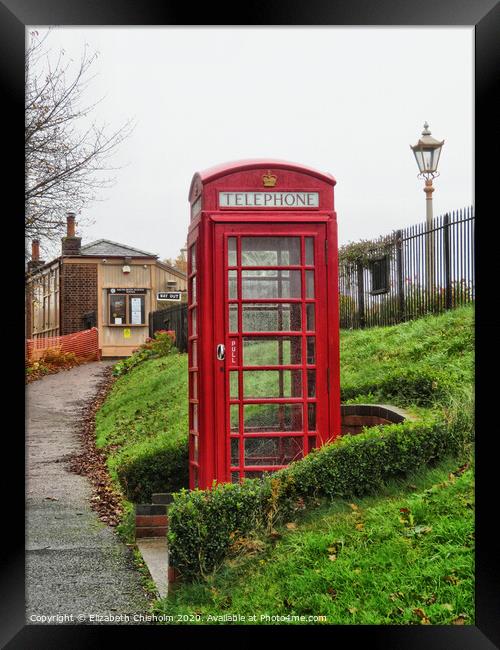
[229,338,238,366]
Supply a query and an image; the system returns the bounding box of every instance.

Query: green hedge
[168,415,471,581]
[340,365,461,406]
[110,436,188,502]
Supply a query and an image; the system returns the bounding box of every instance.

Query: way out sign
[157,291,182,301]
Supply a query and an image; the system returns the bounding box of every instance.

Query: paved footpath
[26,362,150,625]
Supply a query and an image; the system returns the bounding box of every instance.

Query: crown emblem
[262,170,277,187]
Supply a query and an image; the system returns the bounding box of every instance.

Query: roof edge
[80,239,159,258]
[189,158,336,199]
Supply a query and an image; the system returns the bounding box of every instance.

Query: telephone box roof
[190,159,336,198]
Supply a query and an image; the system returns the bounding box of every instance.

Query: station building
[25,213,187,358]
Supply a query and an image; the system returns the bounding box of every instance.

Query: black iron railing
[149,303,188,352]
[339,207,474,329]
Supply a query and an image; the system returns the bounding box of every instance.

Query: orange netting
[26,328,100,363]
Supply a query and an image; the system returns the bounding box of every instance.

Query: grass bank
[95,353,189,509]
[156,457,473,624]
[161,304,474,620]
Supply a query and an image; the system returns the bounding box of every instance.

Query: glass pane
[191,372,198,399]
[243,337,302,366]
[109,294,126,325]
[244,470,267,480]
[308,403,316,431]
[307,370,316,397]
[192,403,198,431]
[230,404,239,432]
[305,238,314,265]
[191,276,197,303]
[244,437,304,466]
[190,244,196,273]
[242,270,301,299]
[230,371,239,399]
[231,471,240,484]
[231,438,239,466]
[129,295,145,325]
[307,337,316,364]
[191,308,197,335]
[192,465,199,488]
[308,436,317,452]
[229,304,238,332]
[191,339,197,366]
[228,270,238,299]
[193,434,199,463]
[241,237,300,266]
[306,270,315,298]
[228,237,237,266]
[243,403,303,433]
[306,304,315,331]
[243,370,302,398]
[242,303,301,332]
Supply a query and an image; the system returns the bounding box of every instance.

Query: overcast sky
[29,27,473,262]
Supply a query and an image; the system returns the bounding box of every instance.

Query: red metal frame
[187,160,339,490]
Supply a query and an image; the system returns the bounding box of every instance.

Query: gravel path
[26,362,150,625]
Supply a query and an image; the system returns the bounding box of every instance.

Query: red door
[214,223,331,483]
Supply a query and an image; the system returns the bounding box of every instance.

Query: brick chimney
[61,211,81,256]
[27,239,45,272]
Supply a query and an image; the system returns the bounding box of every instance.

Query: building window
[370,256,390,294]
[109,292,146,325]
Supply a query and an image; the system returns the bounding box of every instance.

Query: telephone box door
[214,223,331,483]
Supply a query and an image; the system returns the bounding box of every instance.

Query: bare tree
[163,249,188,275]
[25,30,134,256]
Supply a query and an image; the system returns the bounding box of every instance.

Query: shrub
[113,330,176,377]
[40,347,77,366]
[341,365,457,407]
[168,414,472,581]
[111,435,188,502]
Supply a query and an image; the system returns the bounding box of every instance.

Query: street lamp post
[410,122,444,293]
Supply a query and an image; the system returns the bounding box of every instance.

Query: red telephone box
[187,160,340,490]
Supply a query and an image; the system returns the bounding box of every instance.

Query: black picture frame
[4,1,499,647]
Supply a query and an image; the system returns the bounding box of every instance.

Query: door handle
[217,344,225,361]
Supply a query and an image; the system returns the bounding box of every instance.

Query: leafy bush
[113,330,176,377]
[95,354,189,503]
[341,365,455,406]
[37,347,77,366]
[168,414,472,581]
[111,435,188,502]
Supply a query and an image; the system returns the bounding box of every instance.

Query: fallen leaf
[390,591,404,601]
[413,608,430,624]
[355,523,364,531]
[285,522,297,530]
[452,616,466,625]
[348,607,358,614]
[327,587,337,599]
[349,503,359,511]
[328,554,337,562]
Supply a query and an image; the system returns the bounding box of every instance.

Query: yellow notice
[123,328,131,339]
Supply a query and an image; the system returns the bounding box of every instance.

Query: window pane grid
[226,234,320,477]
